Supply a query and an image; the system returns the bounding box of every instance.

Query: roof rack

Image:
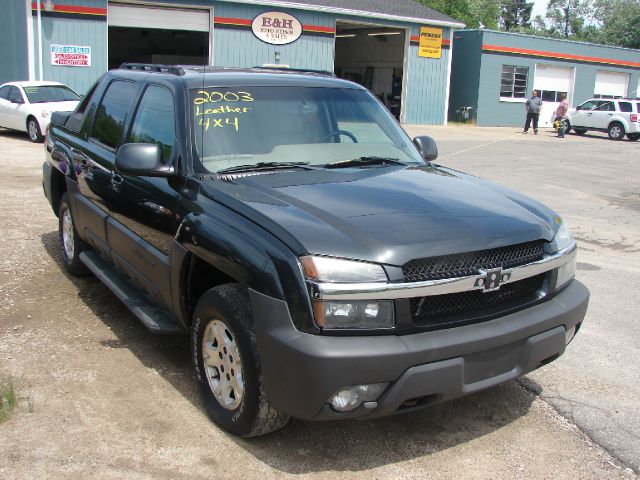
[119,63,185,76]
[251,66,335,77]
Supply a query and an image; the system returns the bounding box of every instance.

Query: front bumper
[251,280,589,421]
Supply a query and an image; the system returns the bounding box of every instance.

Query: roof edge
[218,0,466,28]
[458,29,640,53]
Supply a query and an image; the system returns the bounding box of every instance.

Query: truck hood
[201,165,558,266]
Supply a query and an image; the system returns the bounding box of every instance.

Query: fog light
[565,325,576,345]
[329,383,389,412]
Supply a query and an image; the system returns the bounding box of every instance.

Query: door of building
[534,65,573,127]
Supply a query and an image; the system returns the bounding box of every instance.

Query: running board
[79,250,187,335]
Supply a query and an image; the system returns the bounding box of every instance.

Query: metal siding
[213,3,334,71]
[470,30,640,127]
[0,1,29,84]
[37,16,107,95]
[405,24,451,125]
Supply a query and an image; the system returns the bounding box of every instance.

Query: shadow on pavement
[41,230,537,474]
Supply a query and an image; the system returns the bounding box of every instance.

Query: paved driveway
[406,124,640,473]
[0,125,637,479]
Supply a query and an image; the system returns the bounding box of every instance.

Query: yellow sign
[419,26,443,59]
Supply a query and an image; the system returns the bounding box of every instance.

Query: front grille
[402,240,545,283]
[410,274,545,329]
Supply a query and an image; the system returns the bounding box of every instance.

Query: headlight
[312,300,395,329]
[546,218,576,289]
[300,255,388,283]
[545,217,573,253]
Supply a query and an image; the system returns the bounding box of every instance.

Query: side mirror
[576,105,582,111]
[12,97,24,105]
[115,143,173,177]
[413,135,438,162]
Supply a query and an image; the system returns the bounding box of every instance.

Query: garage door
[534,65,573,127]
[594,71,628,98]
[108,3,210,32]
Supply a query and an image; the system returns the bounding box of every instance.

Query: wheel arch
[174,212,314,332]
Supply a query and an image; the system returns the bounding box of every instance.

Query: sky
[531,0,548,20]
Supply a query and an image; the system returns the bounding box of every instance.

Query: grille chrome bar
[309,241,576,301]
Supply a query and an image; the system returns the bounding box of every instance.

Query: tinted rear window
[619,102,632,113]
[92,80,138,149]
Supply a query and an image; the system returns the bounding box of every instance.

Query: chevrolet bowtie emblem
[475,268,512,293]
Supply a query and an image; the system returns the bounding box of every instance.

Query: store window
[500,65,528,99]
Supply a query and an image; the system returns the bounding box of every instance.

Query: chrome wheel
[202,319,244,410]
[61,207,75,260]
[28,119,41,142]
[609,124,623,140]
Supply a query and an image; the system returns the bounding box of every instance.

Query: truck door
[107,84,183,308]
[73,79,140,256]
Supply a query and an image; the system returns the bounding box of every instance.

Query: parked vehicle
[0,81,81,142]
[566,98,640,141]
[42,64,589,437]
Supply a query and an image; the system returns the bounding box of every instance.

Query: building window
[539,90,567,102]
[500,65,528,99]
[593,94,623,99]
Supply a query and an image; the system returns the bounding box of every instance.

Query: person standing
[523,90,543,135]
[554,93,569,138]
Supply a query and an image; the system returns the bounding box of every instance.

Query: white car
[566,98,640,141]
[0,81,81,142]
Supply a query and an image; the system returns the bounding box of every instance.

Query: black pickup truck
[43,64,589,437]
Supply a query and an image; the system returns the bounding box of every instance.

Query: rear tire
[192,284,289,437]
[58,193,89,276]
[627,133,640,141]
[608,122,625,141]
[27,117,43,143]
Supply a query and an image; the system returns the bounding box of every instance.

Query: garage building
[449,30,640,127]
[0,0,464,125]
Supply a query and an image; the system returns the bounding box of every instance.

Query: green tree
[543,0,591,38]
[589,0,640,48]
[416,0,500,29]
[499,0,534,31]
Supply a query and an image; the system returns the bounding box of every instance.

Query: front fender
[176,211,316,333]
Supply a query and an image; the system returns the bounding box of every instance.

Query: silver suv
[567,98,640,141]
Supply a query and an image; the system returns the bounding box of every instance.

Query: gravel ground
[0,126,637,479]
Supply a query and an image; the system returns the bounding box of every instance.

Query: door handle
[587,113,592,116]
[111,174,124,185]
[607,114,613,116]
[80,158,89,171]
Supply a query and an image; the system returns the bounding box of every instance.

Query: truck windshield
[190,86,424,172]
[23,85,81,103]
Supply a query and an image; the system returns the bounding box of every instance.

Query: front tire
[573,128,587,135]
[58,193,89,276]
[627,133,640,141]
[192,284,289,437]
[27,117,43,143]
[608,122,625,141]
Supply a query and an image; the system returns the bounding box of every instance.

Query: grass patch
[0,380,16,422]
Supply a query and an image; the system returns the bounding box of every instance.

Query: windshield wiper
[325,156,405,169]
[217,161,312,174]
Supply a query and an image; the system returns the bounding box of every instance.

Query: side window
[91,80,138,149]
[128,85,175,162]
[0,86,11,100]
[579,101,597,111]
[596,101,615,111]
[8,87,24,104]
[66,81,99,132]
[618,102,632,113]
